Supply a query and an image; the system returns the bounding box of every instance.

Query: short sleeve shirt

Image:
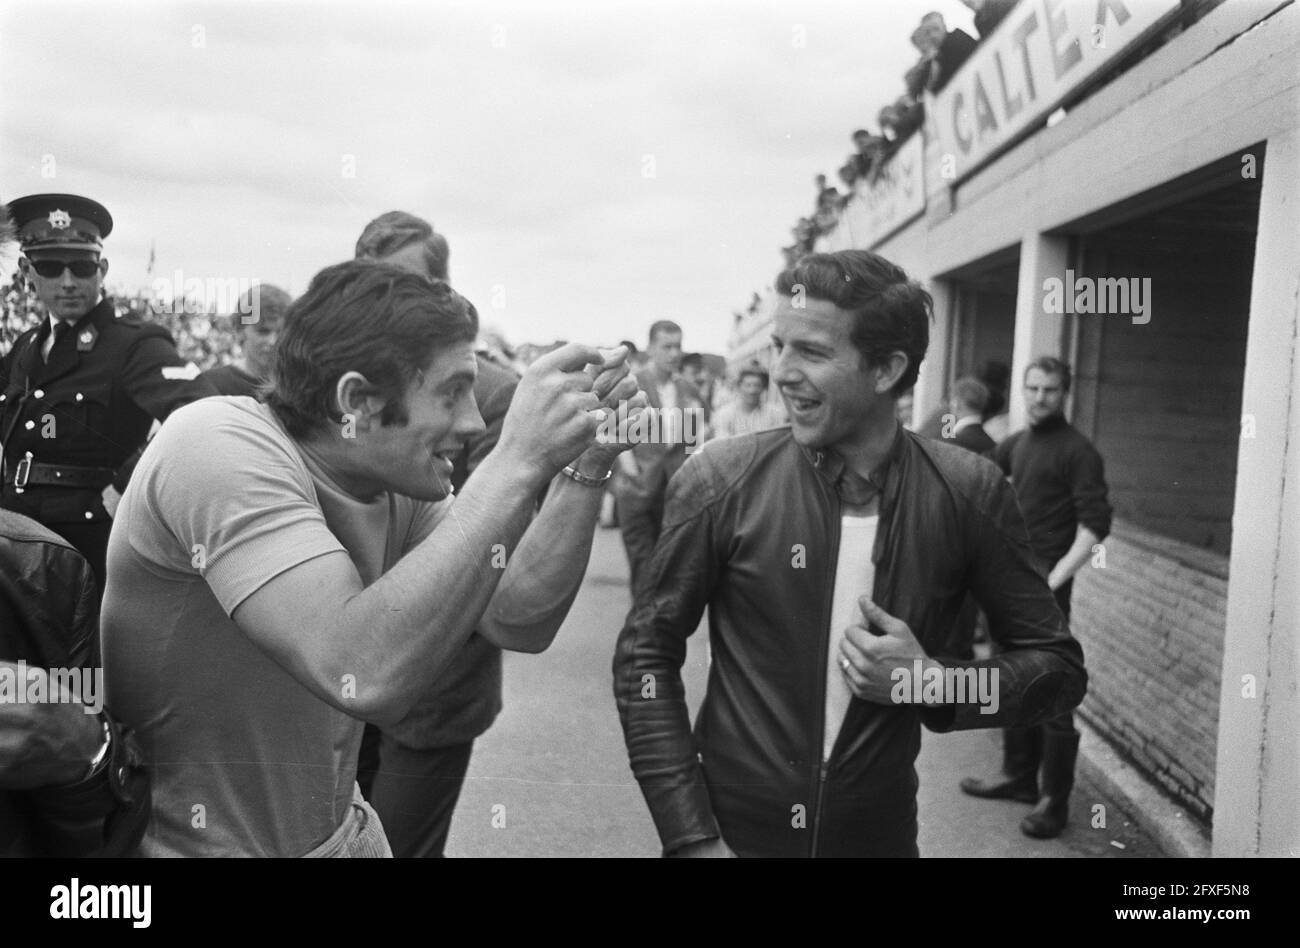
[100,396,450,856]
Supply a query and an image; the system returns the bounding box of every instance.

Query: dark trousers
[617,493,665,599]
[47,520,110,599]
[1003,581,1078,775]
[358,725,474,858]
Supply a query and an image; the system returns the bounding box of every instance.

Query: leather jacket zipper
[809,481,842,858]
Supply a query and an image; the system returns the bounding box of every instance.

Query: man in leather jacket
[613,249,1086,857]
[0,508,148,857]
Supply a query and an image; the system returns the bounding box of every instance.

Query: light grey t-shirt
[101,396,449,857]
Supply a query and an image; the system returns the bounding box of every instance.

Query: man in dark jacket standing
[613,250,1086,857]
[943,376,996,456]
[961,356,1111,839]
[611,320,705,597]
[0,193,215,595]
[351,211,522,857]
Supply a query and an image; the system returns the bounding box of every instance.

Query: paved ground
[445,527,1163,858]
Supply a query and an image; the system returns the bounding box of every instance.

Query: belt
[9,453,114,490]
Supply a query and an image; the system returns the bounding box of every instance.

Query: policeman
[0,193,216,594]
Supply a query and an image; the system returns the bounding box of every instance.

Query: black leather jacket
[0,509,148,856]
[614,426,1086,857]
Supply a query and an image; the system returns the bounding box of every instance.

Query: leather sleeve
[922,465,1087,733]
[1,517,151,856]
[24,712,151,858]
[612,453,722,854]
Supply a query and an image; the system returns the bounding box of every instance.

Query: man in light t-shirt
[706,366,786,441]
[101,261,646,856]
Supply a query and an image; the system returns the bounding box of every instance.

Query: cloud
[2,0,974,353]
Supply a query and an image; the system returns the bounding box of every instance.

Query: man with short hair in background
[943,376,995,455]
[349,210,528,857]
[679,353,711,425]
[199,284,293,398]
[960,356,1111,839]
[707,366,785,441]
[612,319,705,597]
[932,375,996,662]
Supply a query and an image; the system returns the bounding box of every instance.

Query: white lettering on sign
[928,0,1179,184]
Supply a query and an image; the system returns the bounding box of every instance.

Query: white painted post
[1008,233,1070,432]
[1213,128,1300,858]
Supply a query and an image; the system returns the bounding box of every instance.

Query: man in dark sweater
[944,376,996,456]
[960,356,1111,838]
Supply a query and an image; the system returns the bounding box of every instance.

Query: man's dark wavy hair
[266,259,478,438]
[774,250,932,397]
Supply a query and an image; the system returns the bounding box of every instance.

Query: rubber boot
[960,727,1040,802]
[1020,731,1080,839]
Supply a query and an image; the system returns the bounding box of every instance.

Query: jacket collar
[800,422,907,507]
[35,297,113,386]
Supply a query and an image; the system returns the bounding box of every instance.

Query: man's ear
[334,371,387,435]
[99,257,110,278]
[875,351,910,395]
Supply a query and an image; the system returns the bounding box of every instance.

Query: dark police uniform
[0,194,216,592]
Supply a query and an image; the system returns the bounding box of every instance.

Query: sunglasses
[29,259,101,279]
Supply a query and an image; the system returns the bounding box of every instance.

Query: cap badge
[48,209,72,230]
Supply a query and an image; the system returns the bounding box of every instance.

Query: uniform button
[24,420,35,430]
[33,389,44,399]
[0,393,6,401]
[75,393,84,402]
[84,511,93,520]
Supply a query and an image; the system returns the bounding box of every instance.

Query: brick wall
[1070,523,1227,823]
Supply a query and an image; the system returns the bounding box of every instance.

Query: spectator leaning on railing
[917,12,977,93]
[962,0,1018,40]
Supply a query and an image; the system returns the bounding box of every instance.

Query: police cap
[6,193,113,253]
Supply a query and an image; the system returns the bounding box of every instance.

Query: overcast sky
[1,0,974,354]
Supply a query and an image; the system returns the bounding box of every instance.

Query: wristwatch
[84,711,113,782]
[560,464,612,487]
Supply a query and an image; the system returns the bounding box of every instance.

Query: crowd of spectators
[2,277,240,369]
[780,1,1016,267]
